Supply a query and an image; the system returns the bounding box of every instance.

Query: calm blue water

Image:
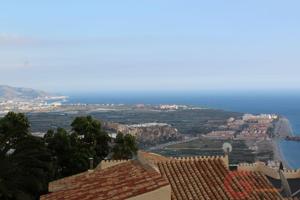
[67,91,300,168]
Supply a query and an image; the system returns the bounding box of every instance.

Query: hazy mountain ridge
[0,85,59,101]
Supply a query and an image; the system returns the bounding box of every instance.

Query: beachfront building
[40,151,299,200]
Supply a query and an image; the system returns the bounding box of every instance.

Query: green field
[27,108,242,135]
[151,138,272,164]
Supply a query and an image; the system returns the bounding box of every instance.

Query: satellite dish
[222,142,232,154]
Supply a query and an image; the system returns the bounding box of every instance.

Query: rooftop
[41,160,169,200]
[158,157,283,200]
[41,152,297,200]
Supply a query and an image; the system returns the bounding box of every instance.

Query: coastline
[272,139,290,169]
[272,117,294,169]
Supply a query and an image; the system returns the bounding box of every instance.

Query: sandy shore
[271,139,290,169]
[272,117,294,169]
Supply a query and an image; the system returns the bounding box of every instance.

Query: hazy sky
[1,1,300,93]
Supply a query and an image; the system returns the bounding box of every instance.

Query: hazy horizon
[1,1,300,93]
[3,84,300,96]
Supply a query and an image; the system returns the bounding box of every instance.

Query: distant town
[0,96,67,114]
[0,96,205,115]
[204,113,278,140]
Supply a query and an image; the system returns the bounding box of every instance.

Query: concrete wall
[127,185,171,200]
[238,162,300,179]
[223,154,229,169]
[98,160,128,170]
[173,155,229,169]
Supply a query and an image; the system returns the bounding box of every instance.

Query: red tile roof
[41,152,287,200]
[157,157,284,200]
[138,151,170,163]
[41,160,169,200]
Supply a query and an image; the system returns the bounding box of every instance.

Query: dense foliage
[45,116,111,178]
[0,112,51,200]
[0,112,138,200]
[112,133,138,159]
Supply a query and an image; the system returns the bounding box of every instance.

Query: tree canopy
[44,116,111,178]
[112,132,138,159]
[0,112,51,200]
[0,113,138,200]
[0,112,30,156]
[71,116,110,163]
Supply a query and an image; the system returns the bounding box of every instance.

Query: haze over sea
[67,91,300,169]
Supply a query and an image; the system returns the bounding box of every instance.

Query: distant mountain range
[0,85,63,101]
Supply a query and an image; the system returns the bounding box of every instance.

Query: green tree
[0,112,51,200]
[44,128,73,178]
[112,133,138,159]
[0,112,30,155]
[45,116,111,179]
[71,116,110,164]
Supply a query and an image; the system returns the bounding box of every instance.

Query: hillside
[0,85,56,101]
[103,122,182,146]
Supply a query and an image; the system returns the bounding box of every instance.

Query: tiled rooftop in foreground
[41,160,169,200]
[40,152,300,200]
[158,158,282,200]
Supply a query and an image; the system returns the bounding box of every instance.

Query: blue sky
[1,1,300,93]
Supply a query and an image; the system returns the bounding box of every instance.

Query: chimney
[89,157,94,171]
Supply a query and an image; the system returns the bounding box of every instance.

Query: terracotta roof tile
[41,152,287,200]
[41,160,169,200]
[157,157,284,200]
[138,151,170,163]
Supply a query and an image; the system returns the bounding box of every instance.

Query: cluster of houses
[205,114,278,140]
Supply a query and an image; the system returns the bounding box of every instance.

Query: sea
[66,91,300,169]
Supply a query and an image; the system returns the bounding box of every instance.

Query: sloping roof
[48,170,93,192]
[138,151,170,163]
[41,160,169,200]
[157,157,284,200]
[41,152,287,200]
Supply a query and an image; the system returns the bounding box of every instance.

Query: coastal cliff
[103,122,182,146]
